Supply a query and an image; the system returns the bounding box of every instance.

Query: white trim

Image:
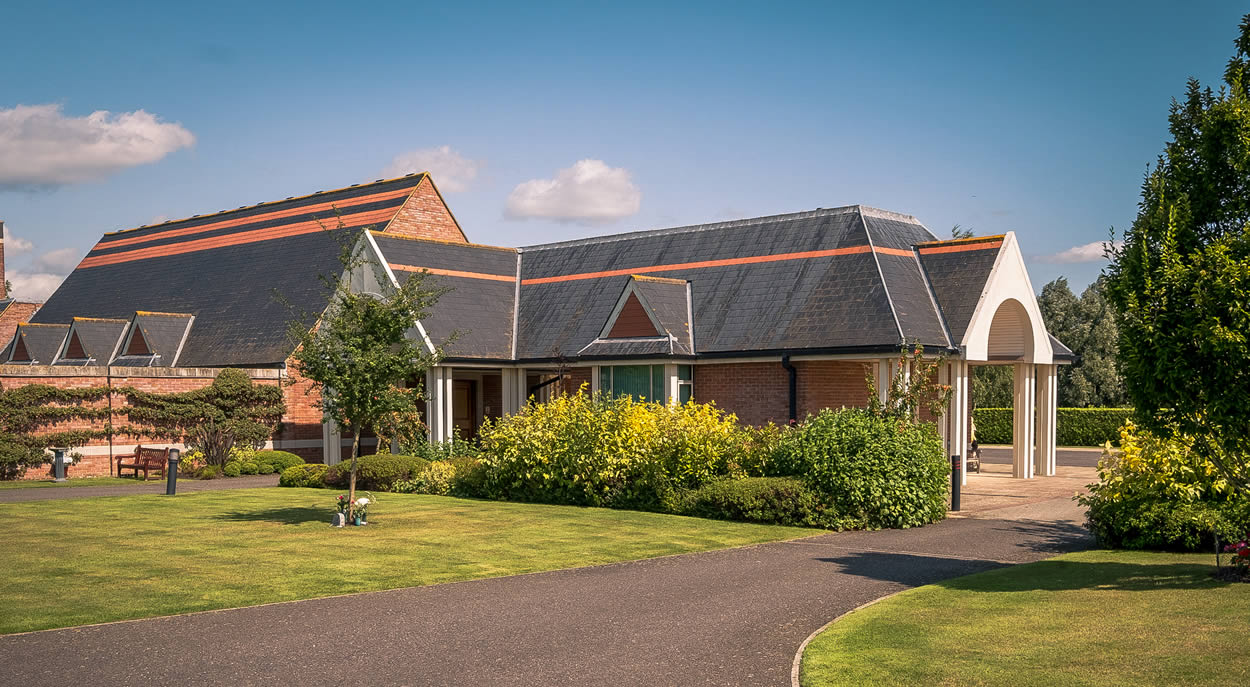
[685,281,695,353]
[598,279,666,339]
[960,232,1054,364]
[510,252,521,360]
[168,315,196,368]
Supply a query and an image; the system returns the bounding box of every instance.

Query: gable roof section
[7,323,69,364]
[372,232,517,359]
[53,317,129,366]
[112,312,195,367]
[916,235,1005,343]
[31,175,433,366]
[515,206,942,360]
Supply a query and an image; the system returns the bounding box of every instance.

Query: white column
[1036,364,1057,476]
[442,367,455,445]
[954,360,969,486]
[875,358,891,405]
[664,364,680,405]
[425,368,442,444]
[322,416,342,466]
[1012,363,1036,479]
[936,362,950,449]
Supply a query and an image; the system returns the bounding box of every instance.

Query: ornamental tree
[125,368,286,466]
[288,231,444,517]
[1105,13,1250,492]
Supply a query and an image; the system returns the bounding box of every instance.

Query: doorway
[452,379,477,439]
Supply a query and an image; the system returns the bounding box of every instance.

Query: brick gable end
[382,177,467,243]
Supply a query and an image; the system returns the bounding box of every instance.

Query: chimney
[0,220,6,300]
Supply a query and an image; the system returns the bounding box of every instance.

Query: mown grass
[0,487,808,634]
[801,549,1250,687]
[0,477,154,490]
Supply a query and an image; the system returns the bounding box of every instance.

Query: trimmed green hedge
[973,407,1133,446]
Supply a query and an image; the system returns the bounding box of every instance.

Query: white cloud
[0,104,195,187]
[7,272,64,301]
[33,247,81,273]
[506,159,641,224]
[2,225,33,255]
[382,145,481,192]
[1037,240,1123,264]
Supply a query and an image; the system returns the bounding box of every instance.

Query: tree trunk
[347,429,361,519]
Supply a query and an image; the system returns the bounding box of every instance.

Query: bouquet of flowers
[336,493,375,523]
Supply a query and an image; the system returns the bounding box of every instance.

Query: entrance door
[452,380,477,439]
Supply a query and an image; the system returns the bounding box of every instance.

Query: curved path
[0,493,1090,686]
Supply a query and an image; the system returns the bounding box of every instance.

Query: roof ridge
[858,207,904,344]
[18,322,69,329]
[520,206,881,252]
[72,316,130,323]
[631,275,687,284]
[915,234,1006,248]
[370,230,516,253]
[135,311,194,318]
[104,173,428,237]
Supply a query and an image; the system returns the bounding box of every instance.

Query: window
[599,364,666,402]
[677,364,693,404]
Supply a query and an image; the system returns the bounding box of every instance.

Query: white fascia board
[960,232,1053,364]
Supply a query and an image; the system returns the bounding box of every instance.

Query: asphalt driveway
[980,445,1103,468]
[0,492,1090,687]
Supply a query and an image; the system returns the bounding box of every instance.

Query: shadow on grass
[213,506,329,525]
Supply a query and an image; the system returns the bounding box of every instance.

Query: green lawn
[0,487,808,634]
[0,476,153,489]
[801,550,1250,687]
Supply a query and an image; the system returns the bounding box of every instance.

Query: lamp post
[165,448,180,496]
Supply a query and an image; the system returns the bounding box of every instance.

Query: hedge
[973,407,1133,446]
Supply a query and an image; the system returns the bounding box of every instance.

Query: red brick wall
[382,176,467,242]
[482,373,503,421]
[558,367,593,396]
[0,301,40,352]
[607,295,659,337]
[693,360,872,426]
[0,366,329,479]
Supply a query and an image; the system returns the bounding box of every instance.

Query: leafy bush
[239,461,259,475]
[197,464,223,480]
[279,463,329,488]
[403,433,483,463]
[1078,421,1249,550]
[772,408,948,529]
[222,461,241,477]
[448,457,488,498]
[256,462,276,475]
[394,461,458,495]
[478,392,749,510]
[253,450,304,473]
[325,454,430,491]
[973,407,1133,446]
[672,477,828,527]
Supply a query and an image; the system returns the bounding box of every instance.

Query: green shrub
[448,457,488,498]
[403,433,483,462]
[478,391,748,510]
[325,454,430,491]
[973,407,1133,446]
[253,450,304,472]
[197,464,223,480]
[673,477,829,527]
[394,461,458,495]
[239,461,259,475]
[256,462,276,475]
[222,461,242,478]
[1078,421,1248,550]
[774,408,948,529]
[279,463,329,488]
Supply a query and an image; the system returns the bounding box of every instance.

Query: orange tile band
[77,207,400,269]
[916,240,1003,255]
[522,244,914,285]
[95,186,417,251]
[389,264,516,282]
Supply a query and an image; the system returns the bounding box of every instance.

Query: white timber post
[1036,364,1058,476]
[425,368,442,445]
[937,361,950,449]
[442,367,455,445]
[664,364,680,405]
[875,358,891,405]
[954,359,969,486]
[1012,363,1036,479]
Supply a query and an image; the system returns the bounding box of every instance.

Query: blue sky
[1,1,1243,300]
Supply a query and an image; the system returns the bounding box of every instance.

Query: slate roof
[30,174,430,366]
[514,206,944,361]
[53,317,129,366]
[113,312,195,367]
[7,323,69,364]
[372,233,517,360]
[630,277,692,349]
[916,235,1005,343]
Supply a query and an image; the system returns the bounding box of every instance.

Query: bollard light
[52,448,68,482]
[950,454,962,512]
[166,448,181,496]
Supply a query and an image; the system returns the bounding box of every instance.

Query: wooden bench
[116,446,171,480]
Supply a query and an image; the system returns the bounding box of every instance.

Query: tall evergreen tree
[1037,277,1125,407]
[1105,14,1250,492]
